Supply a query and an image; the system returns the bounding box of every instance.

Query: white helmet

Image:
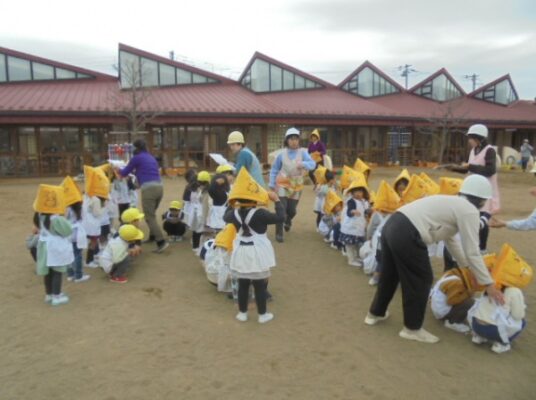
[285,127,300,138]
[227,131,245,144]
[466,124,488,138]
[459,175,492,199]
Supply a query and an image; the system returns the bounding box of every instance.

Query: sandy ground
[0,167,535,400]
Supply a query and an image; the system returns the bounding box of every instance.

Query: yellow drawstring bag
[323,190,343,215]
[229,168,269,207]
[33,184,66,215]
[84,165,110,199]
[61,176,83,206]
[339,165,361,190]
[353,158,371,180]
[439,177,463,195]
[214,223,237,252]
[492,244,533,289]
[401,174,427,204]
[419,172,440,195]
[374,180,401,213]
[314,165,328,185]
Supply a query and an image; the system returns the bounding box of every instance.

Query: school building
[1,43,535,177]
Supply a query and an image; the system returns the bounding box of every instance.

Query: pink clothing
[468,144,500,214]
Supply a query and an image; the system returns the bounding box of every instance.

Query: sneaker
[444,320,470,333]
[44,294,53,303]
[110,276,128,284]
[491,342,511,354]
[51,293,69,306]
[275,234,284,243]
[364,311,390,326]
[153,241,169,253]
[67,276,75,282]
[368,276,379,286]
[471,334,488,345]
[258,312,274,324]
[74,274,91,283]
[85,261,99,268]
[399,327,439,344]
[236,312,248,322]
[349,260,363,267]
[341,248,347,257]
[330,243,338,250]
[323,238,331,243]
[284,223,291,232]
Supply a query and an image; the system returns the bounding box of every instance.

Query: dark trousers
[276,197,299,236]
[110,257,130,278]
[192,232,202,249]
[163,221,186,236]
[67,244,83,279]
[44,269,62,295]
[30,247,37,262]
[238,278,267,314]
[86,237,99,264]
[521,157,529,172]
[479,212,490,251]
[369,212,433,330]
[443,247,458,272]
[332,223,342,249]
[444,298,474,324]
[315,211,322,227]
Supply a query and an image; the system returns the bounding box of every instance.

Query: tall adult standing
[307,129,327,185]
[447,124,500,253]
[520,139,533,172]
[269,127,316,242]
[227,131,265,186]
[116,139,169,253]
[365,175,504,344]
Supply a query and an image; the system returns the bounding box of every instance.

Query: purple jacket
[308,141,326,156]
[119,151,161,186]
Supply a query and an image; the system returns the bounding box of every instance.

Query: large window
[8,57,31,81]
[413,73,462,102]
[341,66,399,98]
[0,55,6,82]
[241,58,323,93]
[474,78,518,105]
[119,50,218,89]
[0,127,11,152]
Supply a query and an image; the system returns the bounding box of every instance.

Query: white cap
[285,127,300,138]
[466,124,488,138]
[459,175,492,199]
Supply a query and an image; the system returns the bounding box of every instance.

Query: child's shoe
[471,334,488,345]
[399,327,439,343]
[444,320,470,333]
[66,276,75,282]
[491,342,511,354]
[44,294,53,303]
[74,275,91,283]
[258,313,274,324]
[368,276,379,286]
[236,312,248,322]
[330,243,338,250]
[51,293,69,306]
[85,261,99,268]
[364,311,390,326]
[110,276,128,284]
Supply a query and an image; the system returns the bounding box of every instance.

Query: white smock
[186,190,205,233]
[207,202,227,230]
[429,275,459,319]
[230,208,276,280]
[39,216,75,267]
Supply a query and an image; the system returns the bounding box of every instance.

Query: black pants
[479,212,490,251]
[369,212,433,330]
[238,278,267,314]
[443,247,458,272]
[192,232,202,249]
[444,298,474,324]
[44,269,62,295]
[110,257,130,278]
[163,221,186,236]
[276,197,299,236]
[315,211,322,227]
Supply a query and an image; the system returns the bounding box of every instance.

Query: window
[0,55,7,82]
[18,127,37,155]
[341,66,400,98]
[177,69,192,84]
[62,127,81,151]
[192,73,208,84]
[0,127,11,152]
[140,58,158,87]
[283,70,294,90]
[474,79,518,105]
[159,63,176,86]
[56,68,76,79]
[295,75,305,89]
[33,62,54,80]
[413,73,462,101]
[251,59,270,92]
[120,50,140,88]
[8,56,31,81]
[270,65,282,91]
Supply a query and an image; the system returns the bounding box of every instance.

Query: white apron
[187,190,204,232]
[230,209,276,278]
[468,298,523,344]
[340,198,368,237]
[468,144,500,214]
[40,217,75,267]
[276,149,305,199]
[429,275,459,319]
[207,204,227,230]
[183,201,192,226]
[82,195,101,236]
[362,213,389,275]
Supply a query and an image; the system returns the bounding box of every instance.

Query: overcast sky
[2,0,536,98]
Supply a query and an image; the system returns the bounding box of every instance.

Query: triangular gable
[0,46,114,84]
[118,43,232,89]
[470,74,518,106]
[410,68,465,102]
[239,52,332,93]
[338,60,403,98]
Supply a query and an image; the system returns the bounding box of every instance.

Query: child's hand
[268,191,280,202]
[486,284,505,305]
[32,226,39,235]
[352,210,361,216]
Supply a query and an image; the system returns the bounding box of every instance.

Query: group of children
[311,158,531,353]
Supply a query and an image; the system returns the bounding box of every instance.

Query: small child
[66,201,90,283]
[224,168,284,323]
[111,175,137,219]
[182,168,198,228]
[340,177,369,267]
[34,184,74,306]
[430,267,478,333]
[82,193,103,267]
[187,171,211,253]
[319,189,343,246]
[27,213,40,262]
[162,201,186,242]
[467,245,530,353]
[98,197,112,248]
[99,224,144,283]
[313,168,335,228]
[393,168,410,197]
[207,165,234,231]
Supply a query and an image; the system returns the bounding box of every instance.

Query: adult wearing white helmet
[446,123,500,253]
[227,131,265,187]
[269,127,316,242]
[365,175,504,344]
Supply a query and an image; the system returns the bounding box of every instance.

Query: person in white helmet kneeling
[365,175,504,344]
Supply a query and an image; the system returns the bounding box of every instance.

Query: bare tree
[417,98,469,165]
[108,58,161,135]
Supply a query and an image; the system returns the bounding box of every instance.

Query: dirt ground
[1,167,535,400]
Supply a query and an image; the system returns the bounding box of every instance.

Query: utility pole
[464,73,479,91]
[169,51,175,61]
[398,64,417,89]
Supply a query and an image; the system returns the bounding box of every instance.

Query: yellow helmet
[61,176,83,206]
[197,171,211,183]
[228,168,269,207]
[353,158,371,178]
[214,223,237,252]
[216,164,234,174]
[340,165,361,190]
[121,207,145,223]
[314,165,328,185]
[373,180,401,214]
[119,224,144,242]
[401,175,428,204]
[419,172,440,195]
[33,184,66,215]
[227,131,245,144]
[323,190,343,215]
[492,244,533,289]
[439,177,463,195]
[169,200,183,210]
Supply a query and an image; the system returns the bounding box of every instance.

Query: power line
[398,64,417,89]
[463,73,479,91]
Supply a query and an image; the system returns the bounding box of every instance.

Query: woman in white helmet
[447,124,500,253]
[227,131,265,187]
[365,175,504,344]
[269,127,316,242]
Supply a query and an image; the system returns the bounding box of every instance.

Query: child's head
[216,165,235,185]
[231,198,257,208]
[350,187,369,201]
[325,170,335,184]
[332,203,343,214]
[394,178,408,196]
[121,207,144,227]
[197,171,211,187]
[69,201,83,220]
[184,168,198,184]
[169,200,182,214]
[119,224,144,243]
